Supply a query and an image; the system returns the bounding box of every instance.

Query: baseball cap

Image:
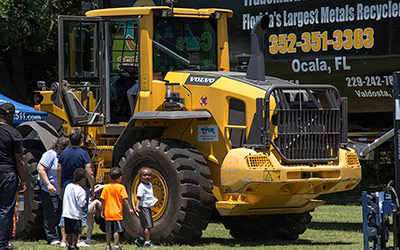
[0,103,15,114]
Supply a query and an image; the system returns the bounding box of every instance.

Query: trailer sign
[259,0,400,113]
[171,0,400,114]
[198,125,218,142]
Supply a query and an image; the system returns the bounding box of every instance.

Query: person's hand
[19,181,26,193]
[129,208,134,214]
[46,184,57,194]
[135,207,140,213]
[101,210,105,218]
[94,184,105,193]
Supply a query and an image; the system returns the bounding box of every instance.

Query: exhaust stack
[246,15,269,81]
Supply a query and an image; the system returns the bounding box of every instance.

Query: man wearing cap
[0,103,26,250]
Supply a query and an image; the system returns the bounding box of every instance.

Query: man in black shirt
[0,103,26,250]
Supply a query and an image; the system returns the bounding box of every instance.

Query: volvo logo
[185,74,220,86]
[189,77,216,83]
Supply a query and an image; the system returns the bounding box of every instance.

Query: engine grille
[346,152,360,168]
[262,85,344,163]
[273,109,340,162]
[245,154,274,169]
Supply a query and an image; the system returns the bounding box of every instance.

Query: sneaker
[50,240,61,245]
[113,245,122,250]
[60,242,67,248]
[143,242,156,248]
[134,238,144,247]
[77,242,90,247]
[7,244,17,250]
[105,245,111,250]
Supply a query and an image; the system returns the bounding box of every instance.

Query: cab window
[153,17,217,74]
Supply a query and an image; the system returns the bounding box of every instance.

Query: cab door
[57,15,104,126]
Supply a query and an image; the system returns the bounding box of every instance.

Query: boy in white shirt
[62,168,87,250]
[135,167,158,248]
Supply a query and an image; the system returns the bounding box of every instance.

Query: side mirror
[37,81,46,91]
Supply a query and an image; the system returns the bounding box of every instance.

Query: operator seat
[60,81,104,126]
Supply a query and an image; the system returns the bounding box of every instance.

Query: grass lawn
[11,196,366,249]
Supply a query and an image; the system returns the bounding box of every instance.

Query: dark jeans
[39,190,61,243]
[0,172,18,249]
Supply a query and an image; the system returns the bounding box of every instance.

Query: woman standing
[37,137,70,245]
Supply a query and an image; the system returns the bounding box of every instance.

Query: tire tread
[120,139,213,244]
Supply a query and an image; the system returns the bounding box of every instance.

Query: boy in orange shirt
[101,168,134,250]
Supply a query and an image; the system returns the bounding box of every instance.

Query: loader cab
[58,15,140,126]
[57,7,231,127]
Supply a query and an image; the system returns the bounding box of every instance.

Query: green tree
[0,0,82,103]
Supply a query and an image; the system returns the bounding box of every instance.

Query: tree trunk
[0,64,18,101]
[0,39,27,104]
[10,39,27,103]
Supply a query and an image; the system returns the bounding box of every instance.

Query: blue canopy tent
[0,94,47,126]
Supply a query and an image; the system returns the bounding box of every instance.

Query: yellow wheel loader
[16,5,361,243]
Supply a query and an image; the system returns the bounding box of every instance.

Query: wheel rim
[131,168,168,221]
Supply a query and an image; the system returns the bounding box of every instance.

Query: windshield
[153,17,217,73]
[108,18,139,123]
[110,19,139,73]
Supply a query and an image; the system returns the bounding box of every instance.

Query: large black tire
[16,140,46,240]
[223,212,312,241]
[119,139,214,244]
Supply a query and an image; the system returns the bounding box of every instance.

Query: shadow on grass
[318,174,389,205]
[319,190,364,205]
[90,233,353,247]
[309,222,362,232]
[91,233,126,243]
[197,237,353,247]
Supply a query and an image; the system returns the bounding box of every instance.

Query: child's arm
[123,198,134,214]
[101,199,105,218]
[135,196,141,213]
[94,184,105,193]
[78,189,87,208]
